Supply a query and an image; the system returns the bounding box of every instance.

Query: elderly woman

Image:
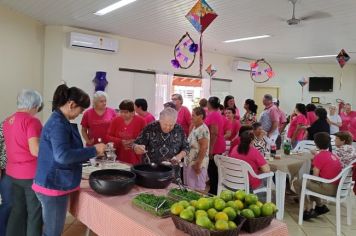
[107,100,146,164]
[184,107,210,191]
[252,122,270,155]
[334,131,355,167]
[133,107,189,164]
[171,94,191,137]
[328,105,342,135]
[81,91,116,146]
[3,89,43,236]
[32,84,106,236]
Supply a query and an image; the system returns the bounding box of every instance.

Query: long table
[69,182,289,236]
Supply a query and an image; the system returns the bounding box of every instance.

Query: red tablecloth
[69,182,289,236]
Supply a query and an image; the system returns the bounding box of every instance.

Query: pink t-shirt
[340,111,356,132]
[3,112,42,179]
[81,107,116,145]
[205,111,226,154]
[287,114,308,141]
[313,150,342,184]
[143,112,155,125]
[278,109,287,126]
[223,116,232,137]
[32,183,79,196]
[227,119,241,141]
[230,146,267,189]
[307,112,317,125]
[177,106,191,137]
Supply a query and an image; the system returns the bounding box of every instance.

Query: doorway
[254,86,280,117]
[172,76,203,112]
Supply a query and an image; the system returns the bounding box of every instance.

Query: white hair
[159,107,177,121]
[17,89,42,110]
[93,91,108,102]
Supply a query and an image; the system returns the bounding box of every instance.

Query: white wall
[0,5,44,121]
[42,26,356,120]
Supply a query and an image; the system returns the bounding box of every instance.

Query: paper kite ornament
[205,64,217,77]
[93,71,108,92]
[336,49,350,68]
[298,77,308,101]
[185,0,218,34]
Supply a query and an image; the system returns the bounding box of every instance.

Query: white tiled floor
[63,195,356,236]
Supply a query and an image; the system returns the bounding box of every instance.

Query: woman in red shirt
[225,108,241,141]
[171,94,191,137]
[106,100,146,164]
[287,103,308,147]
[230,131,270,190]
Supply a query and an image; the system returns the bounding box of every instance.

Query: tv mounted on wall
[308,77,334,92]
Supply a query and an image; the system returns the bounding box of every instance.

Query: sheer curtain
[155,73,173,118]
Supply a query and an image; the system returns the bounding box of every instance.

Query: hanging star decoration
[171,32,198,69]
[336,49,351,90]
[205,64,217,77]
[250,59,274,83]
[298,77,308,101]
[93,71,108,92]
[186,0,218,76]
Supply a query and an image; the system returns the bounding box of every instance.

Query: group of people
[1,84,356,236]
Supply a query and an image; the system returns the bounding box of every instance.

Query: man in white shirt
[328,105,342,135]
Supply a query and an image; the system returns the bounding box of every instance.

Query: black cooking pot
[131,164,174,189]
[89,169,136,196]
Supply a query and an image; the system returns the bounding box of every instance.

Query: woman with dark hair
[229,125,254,155]
[287,103,308,147]
[230,131,270,190]
[205,97,226,195]
[224,95,240,120]
[306,107,330,140]
[134,98,155,125]
[306,103,317,125]
[107,100,146,164]
[32,84,106,236]
[241,99,258,125]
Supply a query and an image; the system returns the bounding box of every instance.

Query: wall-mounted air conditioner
[232,60,251,72]
[68,32,118,53]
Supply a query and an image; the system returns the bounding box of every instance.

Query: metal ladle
[145,152,157,168]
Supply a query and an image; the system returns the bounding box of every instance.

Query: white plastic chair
[298,165,354,236]
[214,155,274,202]
[293,140,316,153]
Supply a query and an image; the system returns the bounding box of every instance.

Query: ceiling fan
[286,0,332,26]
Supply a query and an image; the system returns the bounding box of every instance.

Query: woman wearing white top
[327,105,342,135]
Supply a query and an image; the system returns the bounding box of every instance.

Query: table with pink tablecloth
[69,182,289,236]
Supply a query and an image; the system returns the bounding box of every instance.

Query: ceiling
[2,0,356,63]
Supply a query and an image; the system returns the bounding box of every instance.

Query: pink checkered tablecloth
[69,182,289,236]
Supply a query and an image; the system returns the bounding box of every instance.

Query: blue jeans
[35,192,69,236]
[0,172,12,236]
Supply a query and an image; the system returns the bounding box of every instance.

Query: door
[254,86,279,117]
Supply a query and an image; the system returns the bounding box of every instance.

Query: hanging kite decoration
[205,64,217,78]
[186,0,218,77]
[298,77,308,101]
[171,32,198,69]
[336,49,350,90]
[250,58,275,83]
[93,71,108,92]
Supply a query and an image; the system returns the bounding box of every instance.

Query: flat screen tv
[308,77,333,92]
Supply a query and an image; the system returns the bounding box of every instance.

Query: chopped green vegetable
[132,193,174,217]
[168,188,203,201]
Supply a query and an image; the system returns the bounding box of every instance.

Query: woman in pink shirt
[107,100,146,164]
[230,131,270,190]
[224,95,241,120]
[81,91,116,146]
[205,97,226,195]
[225,107,241,141]
[171,94,191,137]
[287,103,308,147]
[306,103,317,125]
[340,103,356,133]
[3,89,43,236]
[134,98,155,125]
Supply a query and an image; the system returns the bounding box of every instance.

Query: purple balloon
[189,43,198,53]
[171,59,180,68]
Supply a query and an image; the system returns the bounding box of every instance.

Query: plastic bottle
[270,139,277,158]
[283,139,291,155]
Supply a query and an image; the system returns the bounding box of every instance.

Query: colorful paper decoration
[298,77,308,101]
[205,64,217,77]
[250,59,274,83]
[93,71,108,92]
[171,32,197,69]
[336,49,351,89]
[186,0,218,77]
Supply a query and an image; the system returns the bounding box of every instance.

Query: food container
[131,164,174,189]
[89,169,136,196]
[167,188,204,202]
[132,193,174,218]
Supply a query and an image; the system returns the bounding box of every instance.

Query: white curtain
[155,73,173,118]
[202,76,211,99]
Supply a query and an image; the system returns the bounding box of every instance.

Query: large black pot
[89,169,136,196]
[131,164,174,189]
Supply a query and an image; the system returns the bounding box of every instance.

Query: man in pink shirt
[294,132,342,220]
[172,94,191,137]
[134,98,155,125]
[259,94,280,142]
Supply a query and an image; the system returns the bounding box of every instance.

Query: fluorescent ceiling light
[224,35,271,43]
[295,55,337,59]
[94,0,137,16]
